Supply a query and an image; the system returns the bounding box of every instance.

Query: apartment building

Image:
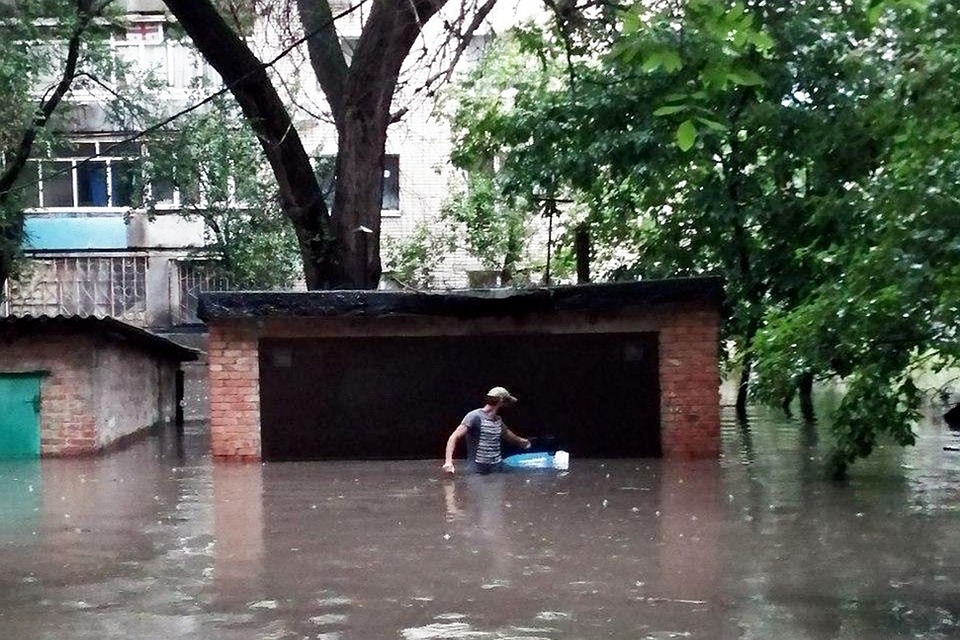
[3,0,532,331]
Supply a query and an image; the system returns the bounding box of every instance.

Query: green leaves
[652,105,687,116]
[145,97,302,289]
[726,68,764,86]
[447,0,960,476]
[676,120,698,151]
[383,221,454,289]
[642,49,683,73]
[627,2,771,150]
[867,0,929,24]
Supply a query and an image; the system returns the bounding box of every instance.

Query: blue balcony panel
[24,216,128,250]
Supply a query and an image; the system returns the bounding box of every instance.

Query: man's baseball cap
[487,386,518,403]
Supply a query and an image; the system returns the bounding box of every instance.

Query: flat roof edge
[198,277,724,322]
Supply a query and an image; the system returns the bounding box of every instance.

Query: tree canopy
[444,0,960,475]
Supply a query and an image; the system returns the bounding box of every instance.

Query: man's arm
[443,424,468,473]
[502,427,531,450]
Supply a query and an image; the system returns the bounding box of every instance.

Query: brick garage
[0,316,197,456]
[199,278,723,462]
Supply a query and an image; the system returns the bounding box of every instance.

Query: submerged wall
[0,322,188,456]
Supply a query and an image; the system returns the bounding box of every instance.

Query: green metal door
[0,374,42,459]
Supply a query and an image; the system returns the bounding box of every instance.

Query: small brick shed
[199,278,723,462]
[0,315,197,457]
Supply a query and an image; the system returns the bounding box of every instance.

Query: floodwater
[1,408,958,640]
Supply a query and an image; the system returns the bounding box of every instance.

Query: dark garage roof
[0,315,199,361]
[198,277,724,321]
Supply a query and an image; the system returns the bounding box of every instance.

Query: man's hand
[521,438,532,450]
[442,462,456,475]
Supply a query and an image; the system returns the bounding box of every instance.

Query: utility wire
[3,0,369,199]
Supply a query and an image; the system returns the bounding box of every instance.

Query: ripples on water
[0,406,957,640]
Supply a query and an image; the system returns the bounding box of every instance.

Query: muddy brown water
[1,407,958,639]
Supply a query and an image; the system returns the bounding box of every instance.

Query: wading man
[442,387,531,475]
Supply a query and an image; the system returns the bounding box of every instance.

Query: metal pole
[354,225,373,289]
[544,201,554,286]
[575,225,590,284]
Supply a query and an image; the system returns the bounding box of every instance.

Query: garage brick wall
[0,334,97,455]
[0,332,182,456]
[207,301,721,461]
[208,324,261,460]
[658,307,721,458]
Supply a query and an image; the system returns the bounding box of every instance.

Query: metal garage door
[0,373,43,459]
[258,333,659,461]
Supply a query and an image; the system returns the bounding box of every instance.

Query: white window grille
[1,256,148,325]
[174,260,230,325]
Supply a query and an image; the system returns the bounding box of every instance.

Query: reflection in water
[0,460,41,540]
[658,461,721,602]
[212,463,264,602]
[442,474,513,581]
[0,413,956,639]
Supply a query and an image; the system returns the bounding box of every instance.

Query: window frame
[24,140,146,213]
[316,153,401,215]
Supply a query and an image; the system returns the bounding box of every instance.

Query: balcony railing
[2,256,148,325]
[173,260,230,325]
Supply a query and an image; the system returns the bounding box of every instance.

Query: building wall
[0,331,181,455]
[5,7,543,331]
[206,301,721,461]
[90,337,179,447]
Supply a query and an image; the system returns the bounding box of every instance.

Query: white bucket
[553,450,570,470]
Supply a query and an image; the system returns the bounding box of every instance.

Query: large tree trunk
[325,0,446,287]
[168,0,450,288]
[163,0,336,288]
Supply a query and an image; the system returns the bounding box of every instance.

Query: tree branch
[0,0,99,199]
[296,0,349,122]
[162,0,327,224]
[406,0,499,101]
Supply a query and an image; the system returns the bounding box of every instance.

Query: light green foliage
[449,0,959,474]
[445,34,591,284]
[382,221,454,290]
[144,97,302,289]
[753,0,960,476]
[616,0,775,148]
[441,171,539,285]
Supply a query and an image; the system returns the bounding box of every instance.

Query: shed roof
[0,315,199,362]
[198,277,724,321]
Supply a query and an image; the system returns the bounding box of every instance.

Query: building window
[314,154,401,212]
[110,20,216,90]
[382,154,400,211]
[22,141,144,210]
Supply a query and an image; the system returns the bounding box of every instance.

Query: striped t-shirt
[462,409,504,465]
